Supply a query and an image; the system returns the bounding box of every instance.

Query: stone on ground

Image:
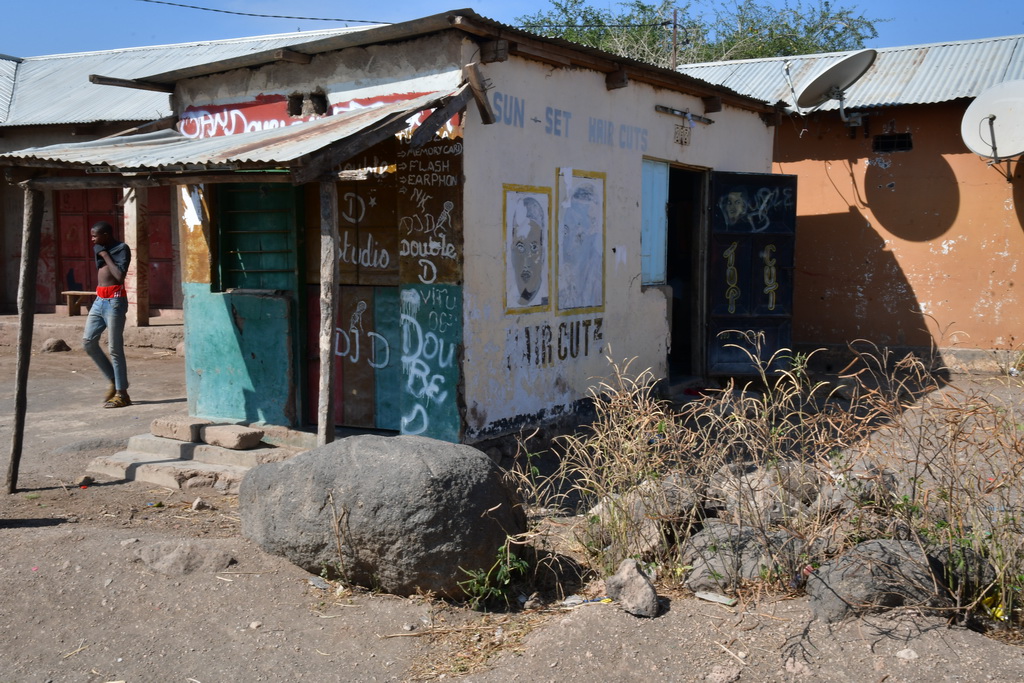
[806,538,952,622]
[40,338,71,352]
[131,541,236,575]
[683,520,804,591]
[238,434,526,598]
[604,558,659,617]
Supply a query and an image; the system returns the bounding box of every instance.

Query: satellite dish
[960,79,1024,161]
[794,49,877,124]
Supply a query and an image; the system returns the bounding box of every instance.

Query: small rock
[705,665,741,683]
[785,656,810,675]
[40,338,71,353]
[120,538,141,547]
[191,497,212,511]
[896,648,919,661]
[307,576,330,591]
[523,592,543,610]
[562,595,584,607]
[104,578,113,587]
[402,623,416,632]
[73,475,94,487]
[604,559,659,618]
[249,621,262,630]
[132,541,236,575]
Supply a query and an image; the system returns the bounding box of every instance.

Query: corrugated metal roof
[3,9,772,131]
[130,9,772,113]
[680,34,1024,111]
[0,90,449,171]
[0,56,18,123]
[0,27,370,127]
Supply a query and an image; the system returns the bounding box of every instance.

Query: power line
[132,0,388,24]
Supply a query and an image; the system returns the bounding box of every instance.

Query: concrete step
[126,433,300,467]
[88,434,304,494]
[87,451,250,494]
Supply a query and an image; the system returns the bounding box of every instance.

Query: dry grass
[505,332,1024,629]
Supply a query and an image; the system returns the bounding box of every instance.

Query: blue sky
[3,0,1023,58]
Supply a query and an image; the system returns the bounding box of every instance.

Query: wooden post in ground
[7,188,44,493]
[317,180,339,446]
[124,186,150,326]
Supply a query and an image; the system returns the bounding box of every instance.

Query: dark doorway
[666,168,705,378]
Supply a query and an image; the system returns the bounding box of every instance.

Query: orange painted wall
[775,101,1024,351]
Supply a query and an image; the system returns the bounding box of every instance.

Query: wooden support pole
[317,180,340,446]
[7,188,44,493]
[124,186,150,326]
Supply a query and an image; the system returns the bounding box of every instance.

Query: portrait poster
[503,184,552,313]
[556,169,605,312]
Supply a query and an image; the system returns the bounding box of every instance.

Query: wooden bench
[61,290,96,316]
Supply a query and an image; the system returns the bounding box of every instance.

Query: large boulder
[683,520,805,592]
[806,539,953,622]
[239,434,526,597]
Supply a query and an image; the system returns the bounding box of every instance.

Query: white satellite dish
[960,79,1024,172]
[794,49,877,125]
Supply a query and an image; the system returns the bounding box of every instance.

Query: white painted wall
[174,33,465,113]
[165,29,775,440]
[459,49,774,439]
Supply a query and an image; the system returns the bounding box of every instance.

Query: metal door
[707,172,796,375]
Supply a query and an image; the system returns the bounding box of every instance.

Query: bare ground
[3,346,1024,682]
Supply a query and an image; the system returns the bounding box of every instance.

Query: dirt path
[2,347,1023,682]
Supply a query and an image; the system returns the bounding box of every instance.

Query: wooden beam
[317,180,339,446]
[410,86,472,149]
[606,69,629,90]
[99,115,179,140]
[89,74,175,93]
[292,106,430,185]
[274,49,312,64]
[7,188,44,493]
[480,40,509,63]
[462,63,496,125]
[702,96,723,114]
[20,173,293,191]
[509,42,571,67]
[449,14,493,38]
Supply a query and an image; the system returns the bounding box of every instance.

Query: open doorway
[666,167,706,379]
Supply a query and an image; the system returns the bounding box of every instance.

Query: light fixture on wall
[960,79,1024,183]
[792,49,876,127]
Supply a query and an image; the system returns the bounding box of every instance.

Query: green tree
[516,0,881,67]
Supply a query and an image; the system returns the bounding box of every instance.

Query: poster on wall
[556,169,605,313]
[503,184,552,313]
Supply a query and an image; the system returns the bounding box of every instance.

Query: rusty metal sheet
[0,90,454,171]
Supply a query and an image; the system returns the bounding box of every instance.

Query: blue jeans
[83,296,129,391]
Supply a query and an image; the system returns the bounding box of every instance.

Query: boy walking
[82,221,132,408]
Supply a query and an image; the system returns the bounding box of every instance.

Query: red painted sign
[179,91,435,139]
